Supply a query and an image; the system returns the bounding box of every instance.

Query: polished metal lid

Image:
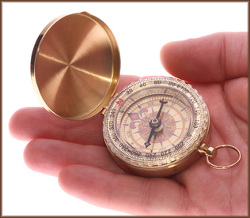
[31,12,120,120]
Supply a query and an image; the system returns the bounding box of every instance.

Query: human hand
[9,32,247,216]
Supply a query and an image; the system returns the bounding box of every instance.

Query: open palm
[10,32,247,215]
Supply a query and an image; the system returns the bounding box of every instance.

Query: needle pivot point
[149,118,161,129]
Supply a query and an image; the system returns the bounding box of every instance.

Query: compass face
[103,77,209,174]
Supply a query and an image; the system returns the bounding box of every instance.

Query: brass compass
[31,12,241,177]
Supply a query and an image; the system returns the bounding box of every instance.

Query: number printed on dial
[103,77,209,168]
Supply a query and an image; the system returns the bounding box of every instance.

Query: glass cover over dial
[103,77,209,177]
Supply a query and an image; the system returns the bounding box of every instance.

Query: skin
[9,32,247,215]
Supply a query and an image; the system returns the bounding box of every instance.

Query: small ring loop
[206,145,241,169]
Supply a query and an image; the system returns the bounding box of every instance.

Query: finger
[10,107,105,145]
[160,32,248,83]
[58,165,189,216]
[9,75,140,144]
[24,138,124,176]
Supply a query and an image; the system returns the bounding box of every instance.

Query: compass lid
[31,12,120,120]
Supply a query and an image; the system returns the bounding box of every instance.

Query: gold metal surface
[31,12,120,120]
[108,146,201,177]
[206,145,242,169]
[198,143,217,159]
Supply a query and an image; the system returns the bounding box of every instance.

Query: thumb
[160,32,248,83]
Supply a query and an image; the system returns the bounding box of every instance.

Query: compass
[31,12,241,177]
[103,77,211,177]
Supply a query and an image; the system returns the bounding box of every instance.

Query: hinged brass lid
[31,12,120,120]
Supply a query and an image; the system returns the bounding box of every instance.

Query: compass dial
[103,77,209,177]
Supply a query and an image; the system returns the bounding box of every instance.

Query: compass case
[31,12,120,120]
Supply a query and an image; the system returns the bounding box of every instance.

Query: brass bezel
[31,12,120,120]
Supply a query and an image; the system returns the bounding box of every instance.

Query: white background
[2,2,248,216]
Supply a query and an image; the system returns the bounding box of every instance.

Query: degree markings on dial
[115,85,195,159]
[181,107,186,112]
